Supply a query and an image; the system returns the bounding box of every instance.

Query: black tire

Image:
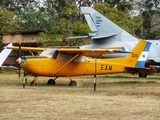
[47,79,56,85]
[69,81,77,86]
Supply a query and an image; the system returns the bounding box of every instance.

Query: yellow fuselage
[20,55,134,77]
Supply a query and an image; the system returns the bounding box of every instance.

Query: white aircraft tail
[80,7,138,41]
[0,43,12,66]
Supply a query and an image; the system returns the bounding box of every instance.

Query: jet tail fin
[0,43,12,66]
[124,40,151,68]
[80,7,137,41]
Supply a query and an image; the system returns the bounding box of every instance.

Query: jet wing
[6,46,46,51]
[147,58,160,62]
[0,66,18,70]
[57,48,130,57]
[0,43,12,66]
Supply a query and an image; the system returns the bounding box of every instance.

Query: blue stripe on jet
[96,22,100,27]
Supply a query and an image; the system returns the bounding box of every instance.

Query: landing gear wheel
[30,80,37,86]
[47,79,56,85]
[69,81,77,86]
[138,73,147,78]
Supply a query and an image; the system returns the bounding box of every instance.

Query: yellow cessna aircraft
[7,40,157,89]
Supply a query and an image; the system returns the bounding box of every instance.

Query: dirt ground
[0,73,160,120]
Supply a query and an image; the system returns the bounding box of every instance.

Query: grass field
[0,72,160,120]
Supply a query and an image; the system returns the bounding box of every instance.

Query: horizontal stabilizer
[126,65,157,75]
[63,36,89,40]
[91,33,117,39]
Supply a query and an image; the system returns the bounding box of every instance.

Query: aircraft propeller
[17,41,26,88]
[18,41,21,81]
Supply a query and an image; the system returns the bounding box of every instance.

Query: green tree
[140,0,160,39]
[18,7,52,30]
[37,19,60,47]
[0,7,21,32]
[104,0,133,11]
[38,1,90,46]
[94,3,141,36]
[0,0,39,12]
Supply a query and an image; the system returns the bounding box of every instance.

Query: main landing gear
[46,76,77,86]
[68,76,77,86]
[69,81,77,86]
[29,76,77,86]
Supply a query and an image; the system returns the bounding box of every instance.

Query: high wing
[7,44,129,57]
[7,46,46,51]
[57,48,130,57]
[7,45,125,52]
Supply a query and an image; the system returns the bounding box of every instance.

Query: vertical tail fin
[125,40,151,68]
[0,43,12,66]
[80,7,137,41]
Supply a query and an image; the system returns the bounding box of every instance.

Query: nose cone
[16,57,26,64]
[19,56,47,76]
[16,57,21,64]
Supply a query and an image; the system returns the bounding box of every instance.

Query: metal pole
[94,74,96,91]
[23,71,25,88]
[94,57,97,91]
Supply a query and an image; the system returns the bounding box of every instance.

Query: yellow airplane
[6,40,157,88]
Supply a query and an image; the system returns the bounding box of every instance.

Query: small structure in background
[0,30,43,68]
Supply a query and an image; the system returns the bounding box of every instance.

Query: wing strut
[54,53,80,75]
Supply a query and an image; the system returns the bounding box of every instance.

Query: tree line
[0,0,160,46]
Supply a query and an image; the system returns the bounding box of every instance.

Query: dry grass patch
[0,73,160,120]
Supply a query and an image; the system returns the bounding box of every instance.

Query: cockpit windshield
[40,49,58,59]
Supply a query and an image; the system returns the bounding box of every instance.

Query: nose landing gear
[30,76,37,86]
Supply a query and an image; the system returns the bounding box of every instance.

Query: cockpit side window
[60,53,73,61]
[74,56,85,62]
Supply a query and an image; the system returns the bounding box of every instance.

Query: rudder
[124,40,151,68]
